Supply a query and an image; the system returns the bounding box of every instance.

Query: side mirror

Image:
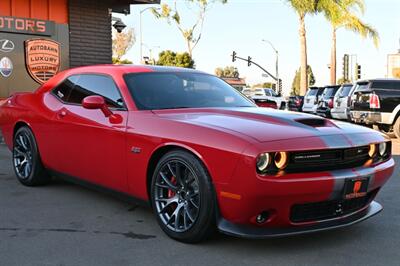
[82,95,105,110]
[82,95,113,118]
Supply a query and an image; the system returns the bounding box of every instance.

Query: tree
[152,0,227,58]
[286,0,321,96]
[112,28,135,61]
[215,66,239,78]
[337,77,351,84]
[291,65,316,95]
[323,0,379,85]
[156,50,195,68]
[112,58,133,65]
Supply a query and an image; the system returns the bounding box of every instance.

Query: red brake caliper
[168,176,177,198]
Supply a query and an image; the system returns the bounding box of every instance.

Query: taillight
[295,99,301,106]
[328,99,334,108]
[369,93,380,109]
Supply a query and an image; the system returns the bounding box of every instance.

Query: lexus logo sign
[0,39,15,53]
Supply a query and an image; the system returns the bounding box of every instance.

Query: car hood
[153,107,377,143]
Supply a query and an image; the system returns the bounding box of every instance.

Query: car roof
[63,64,207,76]
[357,78,400,84]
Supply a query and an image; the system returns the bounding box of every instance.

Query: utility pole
[140,7,159,63]
[262,39,279,92]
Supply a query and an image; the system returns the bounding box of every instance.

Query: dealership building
[0,0,159,99]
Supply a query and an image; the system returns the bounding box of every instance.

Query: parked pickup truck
[350,78,400,138]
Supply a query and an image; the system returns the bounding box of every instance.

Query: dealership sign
[25,39,60,84]
[0,16,55,36]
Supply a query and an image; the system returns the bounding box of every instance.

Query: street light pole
[140,7,159,64]
[262,39,279,92]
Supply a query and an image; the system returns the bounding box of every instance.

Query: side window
[68,75,124,108]
[52,75,79,102]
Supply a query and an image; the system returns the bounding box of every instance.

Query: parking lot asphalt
[0,142,399,266]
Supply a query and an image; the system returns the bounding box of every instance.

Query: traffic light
[356,64,361,80]
[342,54,349,80]
[232,51,236,62]
[247,56,252,67]
[278,79,282,94]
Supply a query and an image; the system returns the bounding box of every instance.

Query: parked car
[350,78,400,138]
[252,88,285,109]
[302,87,325,114]
[241,88,253,97]
[0,65,394,243]
[288,96,304,112]
[316,85,341,118]
[253,98,278,109]
[331,84,354,120]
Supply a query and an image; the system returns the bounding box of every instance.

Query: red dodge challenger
[0,65,394,243]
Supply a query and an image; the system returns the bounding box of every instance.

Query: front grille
[285,146,370,173]
[290,189,377,223]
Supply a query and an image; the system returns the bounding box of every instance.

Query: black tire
[13,126,51,186]
[394,117,400,139]
[150,150,216,243]
[373,124,396,138]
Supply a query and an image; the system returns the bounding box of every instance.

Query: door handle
[57,110,68,119]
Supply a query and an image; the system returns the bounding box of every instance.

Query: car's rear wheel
[393,117,400,139]
[13,127,51,186]
[150,150,216,243]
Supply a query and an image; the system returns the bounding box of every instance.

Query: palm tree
[287,0,323,96]
[323,0,379,84]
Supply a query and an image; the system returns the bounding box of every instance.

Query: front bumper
[316,107,331,118]
[218,201,382,239]
[215,156,394,238]
[350,111,385,124]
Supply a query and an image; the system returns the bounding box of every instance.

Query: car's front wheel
[150,150,216,243]
[13,126,51,186]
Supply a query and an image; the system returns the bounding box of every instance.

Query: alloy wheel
[154,160,201,233]
[13,132,33,179]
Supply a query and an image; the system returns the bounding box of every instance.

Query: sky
[115,0,400,95]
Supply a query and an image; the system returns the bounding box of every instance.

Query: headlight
[256,153,270,173]
[368,144,376,158]
[274,152,288,170]
[378,142,387,157]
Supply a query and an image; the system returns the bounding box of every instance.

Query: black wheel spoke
[189,198,199,209]
[175,162,183,186]
[157,196,178,213]
[167,163,175,176]
[160,172,177,191]
[185,208,195,222]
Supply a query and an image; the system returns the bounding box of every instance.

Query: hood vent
[295,118,327,127]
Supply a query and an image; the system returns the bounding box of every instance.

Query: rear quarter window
[371,81,400,90]
[51,75,79,102]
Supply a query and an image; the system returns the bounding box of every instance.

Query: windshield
[340,85,353,97]
[306,89,318,97]
[124,72,255,110]
[322,87,339,99]
[354,82,370,92]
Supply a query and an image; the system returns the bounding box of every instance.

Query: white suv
[302,87,324,114]
[331,84,354,120]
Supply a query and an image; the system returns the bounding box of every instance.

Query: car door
[49,74,128,193]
